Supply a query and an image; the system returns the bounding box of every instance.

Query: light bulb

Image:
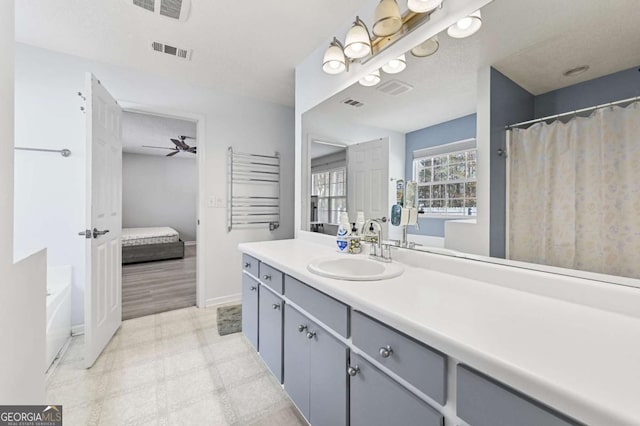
[381,54,406,74]
[407,0,442,14]
[447,10,482,38]
[344,17,372,59]
[359,70,381,87]
[456,17,472,30]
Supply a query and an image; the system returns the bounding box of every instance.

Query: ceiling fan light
[372,0,402,37]
[381,54,406,74]
[410,35,439,57]
[407,0,443,14]
[344,17,372,59]
[447,10,482,38]
[322,40,347,75]
[359,69,381,87]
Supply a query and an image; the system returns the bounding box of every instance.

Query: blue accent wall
[404,114,476,237]
[489,68,535,258]
[534,66,640,118]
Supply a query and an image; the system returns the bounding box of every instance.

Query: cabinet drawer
[351,311,447,405]
[258,262,284,294]
[242,254,259,277]
[350,353,443,426]
[457,365,581,426]
[284,275,349,338]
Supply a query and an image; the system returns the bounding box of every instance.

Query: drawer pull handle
[306,331,316,339]
[272,303,280,310]
[298,324,307,333]
[249,286,257,292]
[347,365,360,377]
[263,274,272,281]
[244,262,251,268]
[379,345,393,358]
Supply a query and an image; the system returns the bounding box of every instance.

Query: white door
[84,73,123,368]
[348,138,389,234]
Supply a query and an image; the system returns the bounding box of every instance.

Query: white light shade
[322,43,346,75]
[381,54,406,74]
[344,20,371,59]
[447,10,482,38]
[407,0,442,13]
[410,36,439,57]
[372,0,402,37]
[359,70,381,87]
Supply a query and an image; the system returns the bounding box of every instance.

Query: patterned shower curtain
[508,101,640,279]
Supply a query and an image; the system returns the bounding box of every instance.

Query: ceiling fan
[142,135,197,157]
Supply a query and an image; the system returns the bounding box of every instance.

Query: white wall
[14,43,295,325]
[294,0,494,238]
[123,153,198,241]
[0,2,47,404]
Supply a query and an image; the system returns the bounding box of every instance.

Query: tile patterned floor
[46,307,307,426]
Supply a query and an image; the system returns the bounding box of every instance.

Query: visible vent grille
[150,41,192,60]
[342,98,364,108]
[377,80,414,96]
[160,0,182,19]
[133,0,155,12]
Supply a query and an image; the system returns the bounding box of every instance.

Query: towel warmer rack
[227,147,280,232]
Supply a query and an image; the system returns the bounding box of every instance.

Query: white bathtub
[46,266,72,371]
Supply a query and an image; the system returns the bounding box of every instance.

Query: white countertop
[239,238,640,426]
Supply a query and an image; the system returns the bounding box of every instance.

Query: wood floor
[122,244,196,320]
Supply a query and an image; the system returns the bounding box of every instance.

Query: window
[413,143,477,217]
[311,167,346,224]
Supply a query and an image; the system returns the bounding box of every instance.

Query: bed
[122,227,185,264]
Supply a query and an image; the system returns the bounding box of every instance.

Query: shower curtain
[508,101,640,279]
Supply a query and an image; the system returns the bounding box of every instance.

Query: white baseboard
[71,324,84,336]
[184,241,197,246]
[204,293,241,308]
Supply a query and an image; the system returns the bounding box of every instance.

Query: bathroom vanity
[239,238,640,426]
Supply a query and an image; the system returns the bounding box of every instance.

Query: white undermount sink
[307,256,404,281]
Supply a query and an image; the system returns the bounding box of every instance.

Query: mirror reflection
[302,0,640,284]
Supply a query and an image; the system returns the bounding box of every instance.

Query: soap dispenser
[336,212,351,253]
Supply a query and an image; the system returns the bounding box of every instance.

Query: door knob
[263,274,272,281]
[272,303,280,310]
[249,286,257,291]
[244,262,251,268]
[379,345,393,358]
[298,324,307,333]
[306,331,316,339]
[92,228,110,238]
[347,365,360,376]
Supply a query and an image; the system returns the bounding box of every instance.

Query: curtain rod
[14,147,71,157]
[506,95,640,130]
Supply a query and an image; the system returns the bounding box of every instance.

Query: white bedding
[122,227,180,247]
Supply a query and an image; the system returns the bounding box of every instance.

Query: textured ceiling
[308,0,640,133]
[15,0,368,106]
[122,111,197,158]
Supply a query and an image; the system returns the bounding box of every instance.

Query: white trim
[118,101,207,309]
[412,137,476,159]
[71,324,85,336]
[205,293,241,308]
[505,129,511,259]
[184,240,197,246]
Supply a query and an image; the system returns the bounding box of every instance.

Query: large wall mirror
[301,0,640,287]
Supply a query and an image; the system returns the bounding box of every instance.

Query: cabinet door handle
[249,286,257,291]
[263,274,272,281]
[244,262,251,268]
[306,331,316,339]
[379,345,393,358]
[272,303,280,310]
[298,324,307,333]
[347,365,360,377]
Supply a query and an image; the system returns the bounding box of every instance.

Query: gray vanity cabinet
[283,304,349,426]
[258,286,283,382]
[349,353,444,426]
[241,273,259,350]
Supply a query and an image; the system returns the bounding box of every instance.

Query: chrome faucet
[362,219,392,261]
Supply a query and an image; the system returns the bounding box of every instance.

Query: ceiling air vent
[151,41,193,60]
[128,0,191,21]
[342,98,365,108]
[377,79,414,96]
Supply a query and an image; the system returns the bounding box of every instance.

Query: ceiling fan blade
[181,135,195,140]
[170,138,184,149]
[166,150,180,157]
[143,145,176,150]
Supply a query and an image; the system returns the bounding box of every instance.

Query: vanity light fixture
[382,54,406,74]
[372,0,403,37]
[447,10,482,38]
[410,35,439,57]
[322,38,348,75]
[359,69,381,87]
[344,17,372,59]
[407,0,443,14]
